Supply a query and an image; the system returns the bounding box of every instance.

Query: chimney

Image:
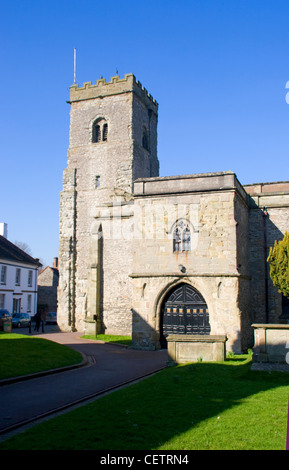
[0,223,8,239]
[53,257,59,269]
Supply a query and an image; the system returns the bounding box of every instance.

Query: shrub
[267,231,289,298]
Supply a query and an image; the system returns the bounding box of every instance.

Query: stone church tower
[58,74,159,334]
[58,72,289,355]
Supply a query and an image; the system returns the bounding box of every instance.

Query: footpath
[0,327,168,440]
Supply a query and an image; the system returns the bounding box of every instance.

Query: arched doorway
[160,283,210,348]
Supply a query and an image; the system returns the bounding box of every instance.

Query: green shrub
[267,231,289,298]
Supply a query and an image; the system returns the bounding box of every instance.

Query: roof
[39,265,59,277]
[0,235,42,267]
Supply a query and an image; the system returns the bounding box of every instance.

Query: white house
[0,225,42,317]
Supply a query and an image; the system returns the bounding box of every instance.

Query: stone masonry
[58,73,289,353]
[58,74,158,335]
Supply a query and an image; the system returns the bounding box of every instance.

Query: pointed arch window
[173,221,191,252]
[92,119,108,143]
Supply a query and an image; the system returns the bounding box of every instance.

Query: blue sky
[1,0,289,266]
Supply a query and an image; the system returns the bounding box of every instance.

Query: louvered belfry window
[92,123,100,143]
[102,123,108,141]
[92,119,108,143]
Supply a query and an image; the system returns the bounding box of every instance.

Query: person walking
[40,308,47,332]
[34,311,41,331]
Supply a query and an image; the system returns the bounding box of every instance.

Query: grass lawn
[1,354,289,450]
[82,334,132,346]
[0,332,83,380]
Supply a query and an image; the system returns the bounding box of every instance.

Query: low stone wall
[252,324,289,363]
[167,334,227,365]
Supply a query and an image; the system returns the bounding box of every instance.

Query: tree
[267,231,289,298]
[14,240,32,255]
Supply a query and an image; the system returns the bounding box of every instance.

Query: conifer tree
[267,231,289,298]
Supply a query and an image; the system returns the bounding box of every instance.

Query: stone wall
[37,266,59,312]
[131,172,251,352]
[244,181,289,324]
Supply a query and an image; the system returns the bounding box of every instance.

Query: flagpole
[74,48,76,84]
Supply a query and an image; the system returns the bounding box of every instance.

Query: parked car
[46,312,57,324]
[0,309,12,330]
[0,309,11,318]
[12,313,31,328]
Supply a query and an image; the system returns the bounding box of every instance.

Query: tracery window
[173,220,191,252]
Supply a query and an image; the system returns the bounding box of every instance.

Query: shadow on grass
[0,334,83,380]
[1,357,289,450]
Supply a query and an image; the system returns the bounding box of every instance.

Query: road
[0,327,168,440]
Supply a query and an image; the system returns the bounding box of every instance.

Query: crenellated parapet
[69,73,158,112]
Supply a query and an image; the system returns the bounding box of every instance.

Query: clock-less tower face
[58,74,159,334]
[67,74,159,203]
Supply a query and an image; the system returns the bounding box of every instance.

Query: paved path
[0,328,168,439]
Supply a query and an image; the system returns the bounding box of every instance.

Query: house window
[0,294,5,309]
[15,268,21,286]
[92,119,108,143]
[27,294,32,312]
[13,298,21,313]
[28,270,33,287]
[173,221,191,252]
[1,266,7,285]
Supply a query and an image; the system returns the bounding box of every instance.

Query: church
[57,73,289,353]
